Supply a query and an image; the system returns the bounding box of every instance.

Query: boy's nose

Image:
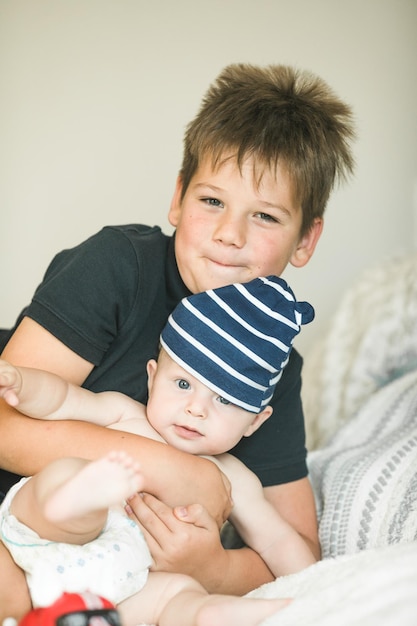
[213,213,245,247]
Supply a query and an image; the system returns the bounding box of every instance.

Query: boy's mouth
[206,256,245,270]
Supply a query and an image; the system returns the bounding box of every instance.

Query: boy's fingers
[126,492,174,541]
[137,493,177,527]
[174,502,217,531]
[135,494,215,533]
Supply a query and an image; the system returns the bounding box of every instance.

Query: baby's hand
[0,358,22,407]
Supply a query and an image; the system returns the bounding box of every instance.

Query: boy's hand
[125,493,229,590]
[0,358,22,407]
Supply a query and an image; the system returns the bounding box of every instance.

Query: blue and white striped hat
[160,276,314,414]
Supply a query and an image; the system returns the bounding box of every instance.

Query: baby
[0,276,315,625]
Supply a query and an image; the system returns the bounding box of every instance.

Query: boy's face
[168,155,323,294]
[146,350,271,456]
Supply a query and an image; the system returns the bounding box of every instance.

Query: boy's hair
[181,63,355,235]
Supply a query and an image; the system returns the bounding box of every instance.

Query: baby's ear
[146,359,158,394]
[243,406,273,437]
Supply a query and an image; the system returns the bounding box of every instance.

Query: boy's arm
[0,317,231,521]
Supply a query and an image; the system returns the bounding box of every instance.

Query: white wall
[1,0,416,356]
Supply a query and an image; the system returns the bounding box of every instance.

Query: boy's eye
[217,395,230,405]
[203,197,223,208]
[176,379,190,390]
[256,212,278,223]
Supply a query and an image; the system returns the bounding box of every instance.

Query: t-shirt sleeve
[229,349,307,486]
[25,227,140,365]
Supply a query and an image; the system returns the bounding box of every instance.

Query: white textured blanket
[136,541,417,626]
[249,541,417,626]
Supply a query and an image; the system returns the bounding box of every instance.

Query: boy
[0,62,355,619]
[0,277,314,624]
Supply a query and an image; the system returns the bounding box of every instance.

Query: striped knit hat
[160,276,314,414]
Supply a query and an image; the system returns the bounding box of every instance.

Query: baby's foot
[45,451,143,522]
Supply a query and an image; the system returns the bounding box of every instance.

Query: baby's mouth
[173,424,203,439]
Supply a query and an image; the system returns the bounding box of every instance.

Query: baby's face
[146,350,270,456]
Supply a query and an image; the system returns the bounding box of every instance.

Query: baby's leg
[11,451,143,545]
[118,571,291,626]
[0,543,31,622]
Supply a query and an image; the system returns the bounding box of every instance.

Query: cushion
[308,369,417,558]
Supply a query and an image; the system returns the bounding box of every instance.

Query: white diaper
[0,477,152,607]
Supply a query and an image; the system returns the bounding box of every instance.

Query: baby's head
[161,276,314,415]
[146,276,313,455]
[180,63,355,236]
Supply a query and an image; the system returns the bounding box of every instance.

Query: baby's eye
[217,395,230,405]
[176,379,190,390]
[203,197,223,208]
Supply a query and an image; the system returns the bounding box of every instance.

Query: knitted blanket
[302,252,417,449]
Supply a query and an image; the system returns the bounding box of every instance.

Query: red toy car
[18,592,121,626]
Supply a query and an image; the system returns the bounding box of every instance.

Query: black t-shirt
[0,224,307,496]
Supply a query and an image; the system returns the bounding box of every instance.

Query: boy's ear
[290,218,324,268]
[168,175,184,227]
[243,406,273,437]
[146,359,158,394]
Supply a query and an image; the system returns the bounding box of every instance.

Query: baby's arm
[0,359,23,408]
[210,453,316,577]
[0,357,146,426]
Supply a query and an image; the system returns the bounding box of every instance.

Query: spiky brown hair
[181,63,355,235]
